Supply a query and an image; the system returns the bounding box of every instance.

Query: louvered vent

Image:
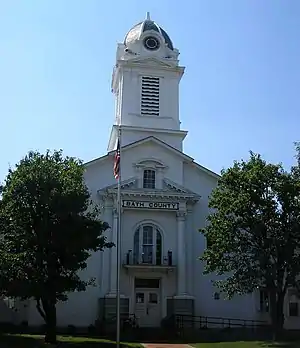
[141,76,160,116]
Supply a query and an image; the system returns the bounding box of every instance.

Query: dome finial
[146,12,151,20]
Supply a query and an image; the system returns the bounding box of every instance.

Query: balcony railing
[124,250,174,267]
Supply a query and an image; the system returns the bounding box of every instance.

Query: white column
[176,211,187,296]
[186,208,193,295]
[109,209,118,295]
[139,227,143,263]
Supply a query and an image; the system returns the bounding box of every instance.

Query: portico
[98,175,199,326]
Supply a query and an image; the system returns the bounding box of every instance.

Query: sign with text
[122,200,179,210]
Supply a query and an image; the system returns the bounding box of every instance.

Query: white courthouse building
[3,14,300,330]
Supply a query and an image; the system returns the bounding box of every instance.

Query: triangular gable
[85,136,188,168]
[98,177,138,193]
[97,176,200,200]
[123,136,220,179]
[120,57,180,70]
[118,136,194,161]
[163,178,199,196]
[85,136,220,180]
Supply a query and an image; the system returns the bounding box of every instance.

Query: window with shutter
[141,76,160,116]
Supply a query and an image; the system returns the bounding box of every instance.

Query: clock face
[143,36,160,51]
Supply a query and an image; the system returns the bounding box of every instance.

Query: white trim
[107,125,187,152]
[117,56,183,70]
[132,220,165,265]
[142,168,156,189]
[132,112,173,120]
[84,153,109,167]
[98,175,201,201]
[138,227,143,263]
[153,228,157,265]
[135,157,167,168]
[173,294,195,299]
[139,28,164,49]
[105,293,127,298]
[106,189,199,203]
[117,126,187,138]
[132,219,166,240]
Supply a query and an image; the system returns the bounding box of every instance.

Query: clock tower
[108,13,188,152]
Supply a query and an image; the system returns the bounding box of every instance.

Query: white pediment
[87,136,219,181]
[98,177,200,203]
[162,178,197,195]
[121,57,181,70]
[99,177,139,192]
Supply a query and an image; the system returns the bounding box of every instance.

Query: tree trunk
[44,305,56,344]
[42,298,57,344]
[270,291,285,341]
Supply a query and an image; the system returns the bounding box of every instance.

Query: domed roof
[124,13,174,51]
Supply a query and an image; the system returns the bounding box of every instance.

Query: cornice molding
[117,58,185,75]
[98,177,200,204]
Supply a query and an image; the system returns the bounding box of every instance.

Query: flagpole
[116,125,122,348]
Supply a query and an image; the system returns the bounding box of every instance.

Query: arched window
[133,224,162,265]
[143,169,156,189]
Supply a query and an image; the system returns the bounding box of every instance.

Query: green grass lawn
[0,334,142,348]
[192,342,300,348]
[1,335,299,348]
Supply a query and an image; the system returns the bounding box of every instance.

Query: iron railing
[175,314,269,330]
[124,250,174,266]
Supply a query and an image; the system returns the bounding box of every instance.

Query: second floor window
[133,225,162,265]
[143,169,156,189]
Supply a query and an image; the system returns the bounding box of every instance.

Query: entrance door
[135,289,160,327]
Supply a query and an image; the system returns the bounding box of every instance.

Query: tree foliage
[0,150,112,342]
[200,146,300,334]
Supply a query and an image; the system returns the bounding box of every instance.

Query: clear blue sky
[1,0,299,182]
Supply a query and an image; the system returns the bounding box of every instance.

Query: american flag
[113,139,120,180]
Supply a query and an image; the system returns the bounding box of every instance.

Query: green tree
[0,150,112,343]
[200,147,300,338]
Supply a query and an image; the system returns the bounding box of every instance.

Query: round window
[143,36,160,51]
